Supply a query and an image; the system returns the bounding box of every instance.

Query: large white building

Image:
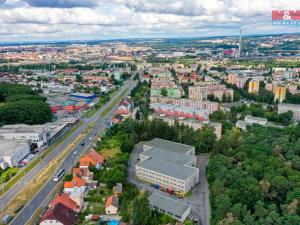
[135,138,199,193]
[0,118,79,148]
[0,140,30,169]
[0,124,49,147]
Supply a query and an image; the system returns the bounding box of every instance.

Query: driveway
[127,143,211,225]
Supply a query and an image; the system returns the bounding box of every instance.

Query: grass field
[0,167,19,185]
[100,147,120,159]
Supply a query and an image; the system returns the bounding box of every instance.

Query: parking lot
[128,143,211,225]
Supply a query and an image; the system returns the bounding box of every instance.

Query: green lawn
[0,167,19,185]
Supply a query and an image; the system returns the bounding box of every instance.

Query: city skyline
[0,0,300,42]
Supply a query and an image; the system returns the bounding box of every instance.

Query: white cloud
[0,0,299,42]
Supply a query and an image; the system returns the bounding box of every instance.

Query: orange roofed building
[105,195,119,215]
[49,193,81,213]
[80,149,104,169]
[64,176,86,194]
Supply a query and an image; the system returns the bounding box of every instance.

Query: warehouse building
[70,92,96,101]
[0,140,30,169]
[135,138,199,193]
[148,193,191,222]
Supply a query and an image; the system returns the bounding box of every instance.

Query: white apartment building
[0,140,30,169]
[135,138,199,193]
[245,115,268,126]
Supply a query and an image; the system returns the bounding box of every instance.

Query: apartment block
[248,80,260,94]
[135,138,199,193]
[274,86,286,103]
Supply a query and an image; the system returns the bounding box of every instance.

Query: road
[128,143,211,225]
[1,80,136,225]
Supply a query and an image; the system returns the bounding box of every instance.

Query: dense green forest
[207,125,300,225]
[0,82,52,126]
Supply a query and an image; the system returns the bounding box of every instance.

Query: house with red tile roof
[49,193,81,213]
[64,176,86,194]
[40,202,76,225]
[105,195,119,215]
[72,167,93,183]
[80,149,104,169]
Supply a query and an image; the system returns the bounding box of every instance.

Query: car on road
[73,151,77,155]
[88,137,93,141]
[2,215,13,224]
[81,142,85,146]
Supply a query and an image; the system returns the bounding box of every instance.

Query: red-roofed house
[72,167,93,183]
[40,203,76,225]
[79,150,104,169]
[64,176,86,194]
[105,195,119,215]
[49,193,80,213]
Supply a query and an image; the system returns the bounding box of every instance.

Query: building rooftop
[0,140,29,156]
[141,147,195,165]
[149,193,190,218]
[144,138,194,155]
[137,157,197,180]
[245,115,268,123]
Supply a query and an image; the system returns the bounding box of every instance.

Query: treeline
[284,91,300,104]
[207,125,300,225]
[231,103,293,126]
[0,62,137,73]
[130,81,150,119]
[101,118,217,155]
[0,82,52,126]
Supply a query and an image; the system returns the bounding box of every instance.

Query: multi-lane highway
[0,80,136,225]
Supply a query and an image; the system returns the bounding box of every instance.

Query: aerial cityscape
[1,1,300,225]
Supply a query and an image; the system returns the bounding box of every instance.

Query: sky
[0,0,300,42]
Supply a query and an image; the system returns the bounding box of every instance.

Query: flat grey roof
[137,158,197,180]
[149,193,190,217]
[0,140,29,156]
[141,147,194,165]
[144,138,194,154]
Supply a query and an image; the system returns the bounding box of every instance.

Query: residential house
[73,167,93,183]
[80,149,105,169]
[64,175,86,194]
[105,195,119,215]
[49,193,81,213]
[40,203,76,225]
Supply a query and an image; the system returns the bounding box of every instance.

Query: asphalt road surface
[1,80,136,225]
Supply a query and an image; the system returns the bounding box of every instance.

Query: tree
[75,74,83,82]
[194,126,216,153]
[132,195,152,225]
[0,100,52,126]
[161,88,168,97]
